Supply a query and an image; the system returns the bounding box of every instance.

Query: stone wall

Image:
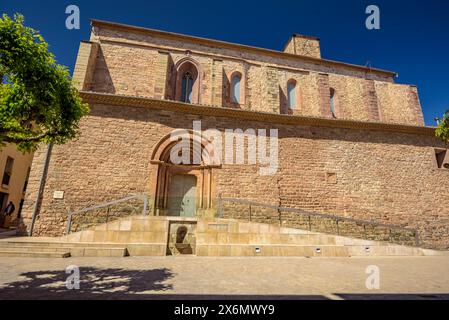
[20,102,449,249]
[283,34,321,59]
[82,23,424,126]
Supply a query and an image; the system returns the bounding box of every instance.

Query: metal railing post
[65,213,72,235]
[336,219,340,236]
[106,207,110,224]
[279,209,282,227]
[143,194,148,215]
[249,205,252,222]
[415,231,420,247]
[216,194,222,218]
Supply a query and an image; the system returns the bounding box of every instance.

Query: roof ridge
[90,19,397,78]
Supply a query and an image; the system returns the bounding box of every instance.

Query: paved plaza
[0,256,448,300]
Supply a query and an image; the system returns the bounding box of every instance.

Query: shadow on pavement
[1,267,447,300]
[0,267,328,300]
[0,267,174,300]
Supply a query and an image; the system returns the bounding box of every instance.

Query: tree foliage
[0,13,89,152]
[435,110,449,147]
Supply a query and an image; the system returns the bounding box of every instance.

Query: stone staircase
[0,240,128,258]
[195,218,427,257]
[0,215,442,258]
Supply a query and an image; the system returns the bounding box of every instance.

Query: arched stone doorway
[150,130,221,217]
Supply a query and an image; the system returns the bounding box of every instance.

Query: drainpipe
[29,143,53,237]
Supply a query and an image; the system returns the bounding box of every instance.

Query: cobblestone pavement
[0,256,448,300]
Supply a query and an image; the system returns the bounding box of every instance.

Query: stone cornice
[80,91,436,137]
[90,19,397,79]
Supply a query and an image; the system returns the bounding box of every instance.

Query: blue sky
[2,0,448,125]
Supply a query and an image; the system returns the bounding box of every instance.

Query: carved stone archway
[173,57,202,104]
[150,130,221,217]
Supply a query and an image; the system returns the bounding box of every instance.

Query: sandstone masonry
[20,20,448,249]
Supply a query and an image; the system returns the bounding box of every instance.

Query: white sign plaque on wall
[53,191,65,199]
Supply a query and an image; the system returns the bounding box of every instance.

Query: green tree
[0,13,89,152]
[435,110,449,148]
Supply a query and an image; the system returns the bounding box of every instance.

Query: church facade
[20,20,449,249]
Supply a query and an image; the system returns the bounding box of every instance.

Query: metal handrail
[65,194,149,235]
[217,197,420,246]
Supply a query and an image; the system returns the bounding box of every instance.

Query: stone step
[346,245,424,256]
[0,240,129,257]
[0,250,70,258]
[69,247,128,257]
[196,244,425,257]
[0,245,128,257]
[197,233,338,245]
[0,241,128,248]
[196,244,351,257]
[0,246,71,253]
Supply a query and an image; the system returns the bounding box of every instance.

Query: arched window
[287,80,297,109]
[330,88,337,118]
[231,74,241,104]
[181,72,194,103]
[175,58,200,104]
